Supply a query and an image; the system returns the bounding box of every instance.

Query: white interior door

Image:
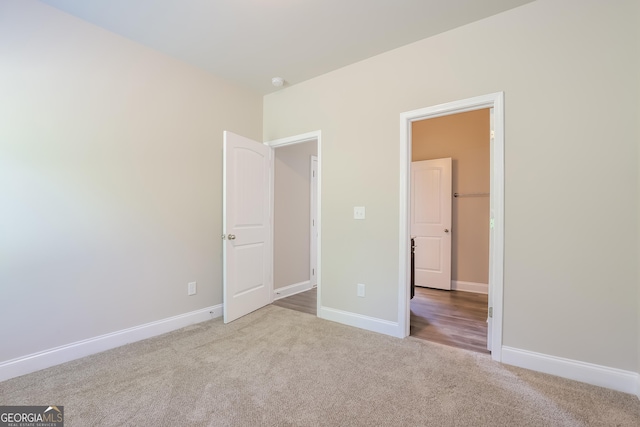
[410,158,452,290]
[223,131,272,323]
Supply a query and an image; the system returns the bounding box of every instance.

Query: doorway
[399,93,504,362]
[267,132,321,317]
[410,109,490,353]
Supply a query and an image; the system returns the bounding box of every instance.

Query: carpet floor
[1,305,639,426]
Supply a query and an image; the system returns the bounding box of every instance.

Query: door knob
[444,229,449,233]
[228,234,236,240]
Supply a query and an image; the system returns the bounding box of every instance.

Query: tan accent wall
[274,141,318,289]
[0,1,262,363]
[412,109,490,285]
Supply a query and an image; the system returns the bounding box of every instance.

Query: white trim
[451,280,488,294]
[310,155,318,287]
[266,131,320,148]
[502,346,639,396]
[636,373,640,399]
[273,280,313,300]
[266,130,322,317]
[268,141,276,304]
[0,305,223,382]
[399,92,505,362]
[319,306,402,338]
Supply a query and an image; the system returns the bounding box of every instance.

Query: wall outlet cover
[354,206,366,220]
[357,283,365,297]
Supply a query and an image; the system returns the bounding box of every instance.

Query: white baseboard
[0,304,223,383]
[319,306,402,338]
[502,346,639,396]
[451,280,488,294]
[273,280,313,300]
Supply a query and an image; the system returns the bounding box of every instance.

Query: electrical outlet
[357,283,365,297]
[188,281,197,296]
[353,206,366,220]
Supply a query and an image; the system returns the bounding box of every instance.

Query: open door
[223,131,272,323]
[410,158,452,290]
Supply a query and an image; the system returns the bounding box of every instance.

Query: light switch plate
[188,281,197,296]
[354,206,366,220]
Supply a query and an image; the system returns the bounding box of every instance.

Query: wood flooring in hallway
[411,286,489,354]
[272,287,317,315]
[272,285,489,354]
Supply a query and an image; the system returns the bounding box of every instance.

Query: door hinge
[490,130,495,139]
[312,268,315,276]
[488,307,493,318]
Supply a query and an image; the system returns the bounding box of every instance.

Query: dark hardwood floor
[273,285,488,354]
[272,287,317,315]
[411,286,489,354]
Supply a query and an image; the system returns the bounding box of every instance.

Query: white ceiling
[39,0,534,94]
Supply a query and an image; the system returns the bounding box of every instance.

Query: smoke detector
[271,77,285,87]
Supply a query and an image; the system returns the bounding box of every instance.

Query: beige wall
[412,109,489,285]
[264,0,640,371]
[274,141,318,289]
[0,1,262,362]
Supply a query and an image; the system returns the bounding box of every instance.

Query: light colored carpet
[1,305,639,426]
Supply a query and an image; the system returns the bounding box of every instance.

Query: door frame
[266,131,322,316]
[310,155,318,287]
[398,93,504,361]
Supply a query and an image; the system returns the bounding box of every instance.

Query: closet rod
[453,192,489,198]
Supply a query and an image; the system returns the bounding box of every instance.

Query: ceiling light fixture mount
[271,77,285,87]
